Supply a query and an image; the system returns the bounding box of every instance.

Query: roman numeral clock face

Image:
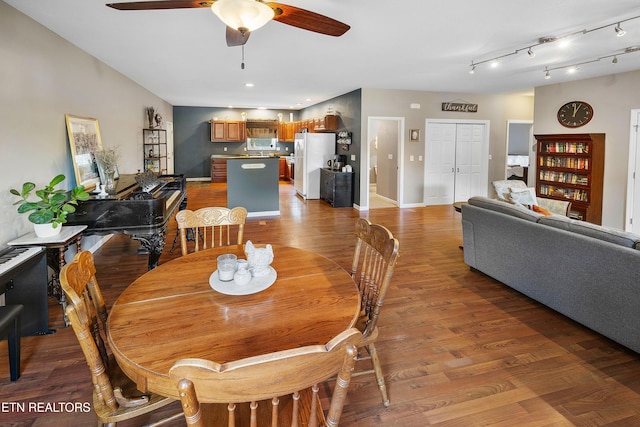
[557,101,594,128]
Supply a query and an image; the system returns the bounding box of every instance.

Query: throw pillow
[509,187,537,206]
[532,204,552,216]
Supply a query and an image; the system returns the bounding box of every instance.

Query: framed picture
[410,129,420,142]
[65,114,103,190]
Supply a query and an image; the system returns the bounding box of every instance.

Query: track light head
[615,23,626,37]
[527,47,535,58]
[544,68,551,79]
[469,64,476,74]
[612,55,618,64]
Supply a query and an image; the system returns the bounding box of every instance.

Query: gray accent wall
[173,106,295,178]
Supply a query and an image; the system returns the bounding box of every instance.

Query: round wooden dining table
[107,244,361,399]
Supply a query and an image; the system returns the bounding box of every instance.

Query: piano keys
[0,246,50,335]
[66,174,186,270]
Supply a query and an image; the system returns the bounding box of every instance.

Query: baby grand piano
[66,173,186,270]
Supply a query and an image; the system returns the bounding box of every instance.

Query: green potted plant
[10,174,90,237]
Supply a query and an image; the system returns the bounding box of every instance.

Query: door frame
[361,116,405,210]
[625,109,640,232]
[423,119,490,205]
[505,120,534,182]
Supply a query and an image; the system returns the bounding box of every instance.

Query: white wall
[533,70,640,228]
[360,89,534,206]
[0,2,172,247]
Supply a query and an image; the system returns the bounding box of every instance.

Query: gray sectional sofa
[461,196,640,354]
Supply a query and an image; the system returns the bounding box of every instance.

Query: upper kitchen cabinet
[277,116,339,142]
[278,121,296,142]
[210,120,246,142]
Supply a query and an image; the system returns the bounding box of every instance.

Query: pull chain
[241,45,245,70]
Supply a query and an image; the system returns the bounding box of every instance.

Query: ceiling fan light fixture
[212,0,274,32]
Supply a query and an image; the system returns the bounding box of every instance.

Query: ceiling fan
[106,0,350,47]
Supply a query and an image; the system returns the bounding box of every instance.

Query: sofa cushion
[539,216,640,248]
[467,196,543,223]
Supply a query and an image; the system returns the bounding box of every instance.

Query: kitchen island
[226,157,279,217]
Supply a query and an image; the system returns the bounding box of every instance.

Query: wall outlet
[410,155,414,161]
[223,147,227,151]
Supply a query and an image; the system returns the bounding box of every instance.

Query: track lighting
[470,14,640,74]
[542,46,638,79]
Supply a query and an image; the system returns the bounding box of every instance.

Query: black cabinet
[320,168,353,208]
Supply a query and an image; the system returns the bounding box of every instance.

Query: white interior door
[454,124,485,202]
[425,123,456,205]
[626,110,640,232]
[425,120,489,205]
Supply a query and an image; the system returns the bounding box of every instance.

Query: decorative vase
[34,223,62,238]
[103,170,116,192]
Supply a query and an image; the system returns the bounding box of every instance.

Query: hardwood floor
[2,181,640,426]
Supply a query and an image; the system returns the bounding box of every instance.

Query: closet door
[424,123,456,205]
[454,124,485,202]
[425,122,488,205]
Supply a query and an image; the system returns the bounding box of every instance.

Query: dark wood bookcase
[534,133,605,224]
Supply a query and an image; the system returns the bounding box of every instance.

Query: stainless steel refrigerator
[293,133,336,199]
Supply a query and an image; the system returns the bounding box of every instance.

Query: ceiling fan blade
[106,1,214,11]
[226,26,250,46]
[268,3,350,37]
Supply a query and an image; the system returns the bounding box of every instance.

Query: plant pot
[34,223,62,238]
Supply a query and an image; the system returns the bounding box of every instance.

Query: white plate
[209,266,277,295]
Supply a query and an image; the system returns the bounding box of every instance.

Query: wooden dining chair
[350,218,400,407]
[60,250,182,427]
[175,206,248,256]
[169,328,362,427]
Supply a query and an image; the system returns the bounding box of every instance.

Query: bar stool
[0,304,24,381]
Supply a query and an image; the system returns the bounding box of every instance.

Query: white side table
[8,225,87,326]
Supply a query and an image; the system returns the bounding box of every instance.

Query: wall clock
[557,101,593,128]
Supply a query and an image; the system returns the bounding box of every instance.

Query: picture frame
[410,129,420,142]
[65,114,103,190]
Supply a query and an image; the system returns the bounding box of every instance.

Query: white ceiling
[6,0,640,109]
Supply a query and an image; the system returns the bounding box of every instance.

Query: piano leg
[131,231,166,270]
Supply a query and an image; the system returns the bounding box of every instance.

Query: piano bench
[0,305,23,381]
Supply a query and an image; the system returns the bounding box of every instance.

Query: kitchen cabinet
[279,158,286,179]
[278,116,339,142]
[210,158,228,182]
[210,120,246,142]
[278,122,296,142]
[320,168,353,208]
